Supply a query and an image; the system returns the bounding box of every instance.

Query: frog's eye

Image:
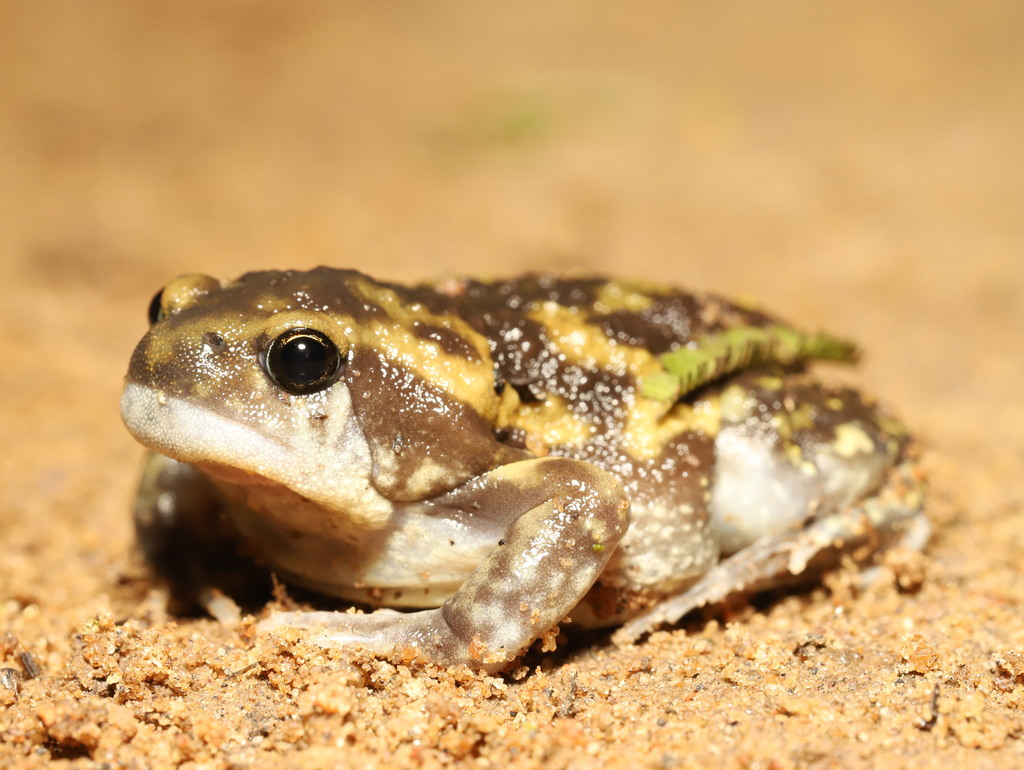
[264,327,344,395]
[147,289,164,325]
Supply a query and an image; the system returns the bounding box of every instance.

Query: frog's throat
[120,382,394,529]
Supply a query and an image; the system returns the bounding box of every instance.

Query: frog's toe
[257,608,405,648]
[258,608,509,670]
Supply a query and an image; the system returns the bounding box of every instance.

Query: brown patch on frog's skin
[572,427,719,624]
[346,350,523,501]
[410,321,482,361]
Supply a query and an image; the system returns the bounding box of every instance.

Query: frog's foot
[258,607,549,673]
[199,587,243,628]
[257,608,455,660]
[260,457,630,673]
[133,452,260,618]
[613,458,927,645]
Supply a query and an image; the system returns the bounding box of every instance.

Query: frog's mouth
[120,381,394,530]
[193,460,283,488]
[120,382,291,475]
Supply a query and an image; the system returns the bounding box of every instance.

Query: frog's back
[432,274,778,419]
[441,273,778,358]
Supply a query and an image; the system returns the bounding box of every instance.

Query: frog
[121,267,927,672]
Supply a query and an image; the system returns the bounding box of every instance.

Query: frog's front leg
[259,457,630,672]
[132,452,244,624]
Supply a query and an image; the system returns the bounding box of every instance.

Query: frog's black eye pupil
[265,328,343,395]
[147,289,164,325]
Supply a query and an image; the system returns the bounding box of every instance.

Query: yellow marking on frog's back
[513,395,596,449]
[506,302,725,460]
[833,423,876,458]
[349,277,501,421]
[621,396,723,460]
[527,302,663,379]
[591,280,658,315]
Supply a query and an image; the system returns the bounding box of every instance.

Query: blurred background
[3,1,1020,293]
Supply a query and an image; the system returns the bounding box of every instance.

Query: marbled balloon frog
[122,268,927,671]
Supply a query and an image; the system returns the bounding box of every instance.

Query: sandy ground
[2,2,1023,767]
